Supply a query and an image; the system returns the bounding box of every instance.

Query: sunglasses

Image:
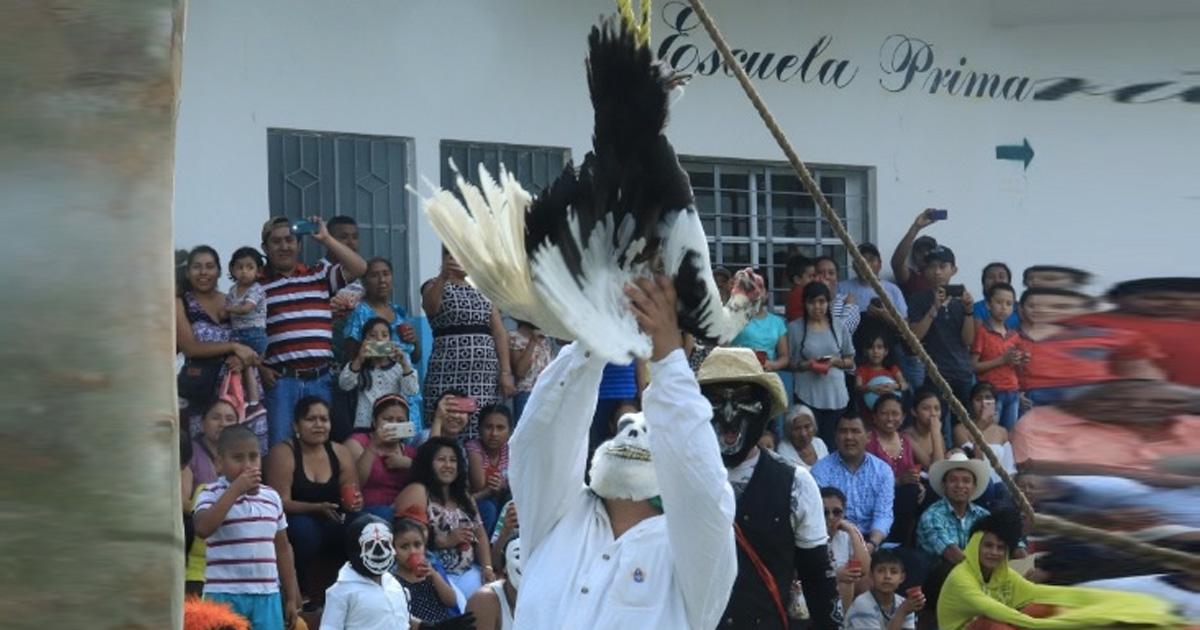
[824,508,844,517]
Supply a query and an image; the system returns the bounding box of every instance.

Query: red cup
[811,361,831,375]
[906,586,924,600]
[398,323,415,339]
[754,350,768,367]
[846,559,862,572]
[340,483,362,511]
[406,552,423,572]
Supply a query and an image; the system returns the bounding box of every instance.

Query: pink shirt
[350,433,415,507]
[1012,408,1200,473]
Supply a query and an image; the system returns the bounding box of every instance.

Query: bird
[415,0,763,364]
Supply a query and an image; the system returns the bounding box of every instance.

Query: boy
[785,254,819,322]
[194,425,300,630]
[844,549,924,629]
[972,262,1020,328]
[970,282,1025,430]
[907,246,975,439]
[1021,265,1091,290]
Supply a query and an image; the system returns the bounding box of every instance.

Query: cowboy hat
[697,347,788,417]
[929,452,990,501]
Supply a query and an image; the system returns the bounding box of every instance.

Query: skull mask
[504,536,523,590]
[703,382,770,467]
[346,514,396,577]
[588,412,660,501]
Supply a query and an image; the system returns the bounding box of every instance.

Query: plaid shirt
[916,498,989,559]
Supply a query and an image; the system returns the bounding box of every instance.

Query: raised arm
[627,275,736,630]
[508,342,606,556]
[890,210,935,283]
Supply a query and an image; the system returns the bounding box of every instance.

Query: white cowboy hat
[929,452,990,501]
[697,347,789,417]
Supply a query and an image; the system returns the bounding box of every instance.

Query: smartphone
[926,208,948,221]
[449,396,478,414]
[816,355,833,363]
[291,219,318,235]
[364,340,394,357]
[945,284,965,298]
[382,421,416,440]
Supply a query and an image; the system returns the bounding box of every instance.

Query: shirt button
[581,586,589,594]
[602,554,610,560]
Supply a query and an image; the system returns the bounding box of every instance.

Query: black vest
[720,452,795,630]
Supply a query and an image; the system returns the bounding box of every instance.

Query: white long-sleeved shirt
[338,360,420,430]
[320,563,411,630]
[509,343,737,630]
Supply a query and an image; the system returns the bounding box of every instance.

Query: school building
[173,0,1199,313]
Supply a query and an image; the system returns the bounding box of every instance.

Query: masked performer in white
[509,275,737,629]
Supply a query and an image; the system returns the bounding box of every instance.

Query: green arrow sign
[996,139,1034,170]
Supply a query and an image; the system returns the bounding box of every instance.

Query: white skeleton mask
[504,536,523,590]
[358,522,395,576]
[588,412,660,501]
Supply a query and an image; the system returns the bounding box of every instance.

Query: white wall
[174,0,1200,304]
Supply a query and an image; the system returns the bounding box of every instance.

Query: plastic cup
[339,483,362,511]
[398,323,415,338]
[754,350,768,367]
[906,586,924,600]
[846,559,862,572]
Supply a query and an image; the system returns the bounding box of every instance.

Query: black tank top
[289,439,340,504]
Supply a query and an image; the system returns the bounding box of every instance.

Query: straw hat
[929,452,990,501]
[697,347,789,417]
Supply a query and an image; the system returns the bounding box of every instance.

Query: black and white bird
[417,2,763,364]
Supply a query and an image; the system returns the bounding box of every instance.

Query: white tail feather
[661,209,757,343]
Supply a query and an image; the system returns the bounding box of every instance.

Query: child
[321,514,411,628]
[466,405,512,535]
[224,247,268,356]
[844,549,924,629]
[339,317,421,434]
[855,333,908,420]
[904,388,946,471]
[970,282,1025,430]
[509,320,553,423]
[193,425,300,630]
[393,517,460,624]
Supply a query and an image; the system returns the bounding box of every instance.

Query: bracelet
[483,564,493,571]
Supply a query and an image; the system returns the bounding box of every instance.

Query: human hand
[444,527,475,548]
[625,274,682,362]
[225,354,246,373]
[502,504,519,532]
[307,215,329,241]
[383,449,410,469]
[835,564,862,584]
[232,343,259,367]
[902,590,927,612]
[843,292,857,305]
[486,474,503,493]
[481,565,497,583]
[260,366,278,389]
[933,286,948,310]
[230,466,262,496]
[913,209,937,230]
[282,594,300,629]
[330,290,358,314]
[960,288,975,308]
[498,372,516,398]
[399,323,418,344]
[1003,346,1023,365]
[317,501,342,522]
[441,257,465,280]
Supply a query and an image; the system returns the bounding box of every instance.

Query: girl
[866,394,923,544]
[509,320,553,423]
[466,405,512,535]
[343,395,419,523]
[789,281,856,447]
[729,298,790,372]
[953,382,1015,511]
[395,437,495,599]
[338,317,421,435]
[904,388,946,471]
[223,246,268,356]
[854,332,908,422]
[393,517,460,624]
[821,487,871,617]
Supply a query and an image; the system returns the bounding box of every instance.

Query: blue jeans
[477,497,500,536]
[995,389,1020,431]
[233,327,268,356]
[899,351,926,391]
[204,591,283,630]
[512,391,532,426]
[287,512,346,592]
[265,372,333,447]
[1026,384,1098,408]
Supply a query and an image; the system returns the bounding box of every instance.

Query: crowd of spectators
[177,210,1200,628]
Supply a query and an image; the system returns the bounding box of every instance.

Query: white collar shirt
[319,563,411,630]
[510,344,737,630]
[727,449,830,549]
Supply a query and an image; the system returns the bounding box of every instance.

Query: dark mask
[703,382,770,466]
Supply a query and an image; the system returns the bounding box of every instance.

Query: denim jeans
[511,391,532,427]
[265,372,332,447]
[995,389,1021,431]
[1026,384,1098,408]
[287,512,346,593]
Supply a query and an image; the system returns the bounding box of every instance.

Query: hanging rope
[683,0,1200,574]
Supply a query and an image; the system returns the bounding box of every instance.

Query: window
[267,128,415,309]
[440,140,571,195]
[681,158,871,308]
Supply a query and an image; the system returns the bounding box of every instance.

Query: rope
[683,0,1200,575]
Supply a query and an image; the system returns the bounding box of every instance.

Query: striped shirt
[261,261,345,369]
[196,479,287,595]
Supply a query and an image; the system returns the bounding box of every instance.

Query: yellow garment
[186,483,208,583]
[937,532,1185,630]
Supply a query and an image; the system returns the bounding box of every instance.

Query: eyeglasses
[824,508,844,517]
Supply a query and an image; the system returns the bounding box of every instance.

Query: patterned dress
[423,282,499,440]
[182,291,234,436]
[427,501,479,575]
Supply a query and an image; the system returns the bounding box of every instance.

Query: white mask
[358,522,395,575]
[588,412,660,501]
[504,537,523,590]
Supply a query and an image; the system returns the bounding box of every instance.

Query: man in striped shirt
[194,425,301,630]
[259,216,367,446]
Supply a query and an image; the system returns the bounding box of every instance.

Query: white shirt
[509,344,737,630]
[727,449,829,549]
[485,581,514,630]
[320,563,411,630]
[775,437,829,470]
[844,591,915,629]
